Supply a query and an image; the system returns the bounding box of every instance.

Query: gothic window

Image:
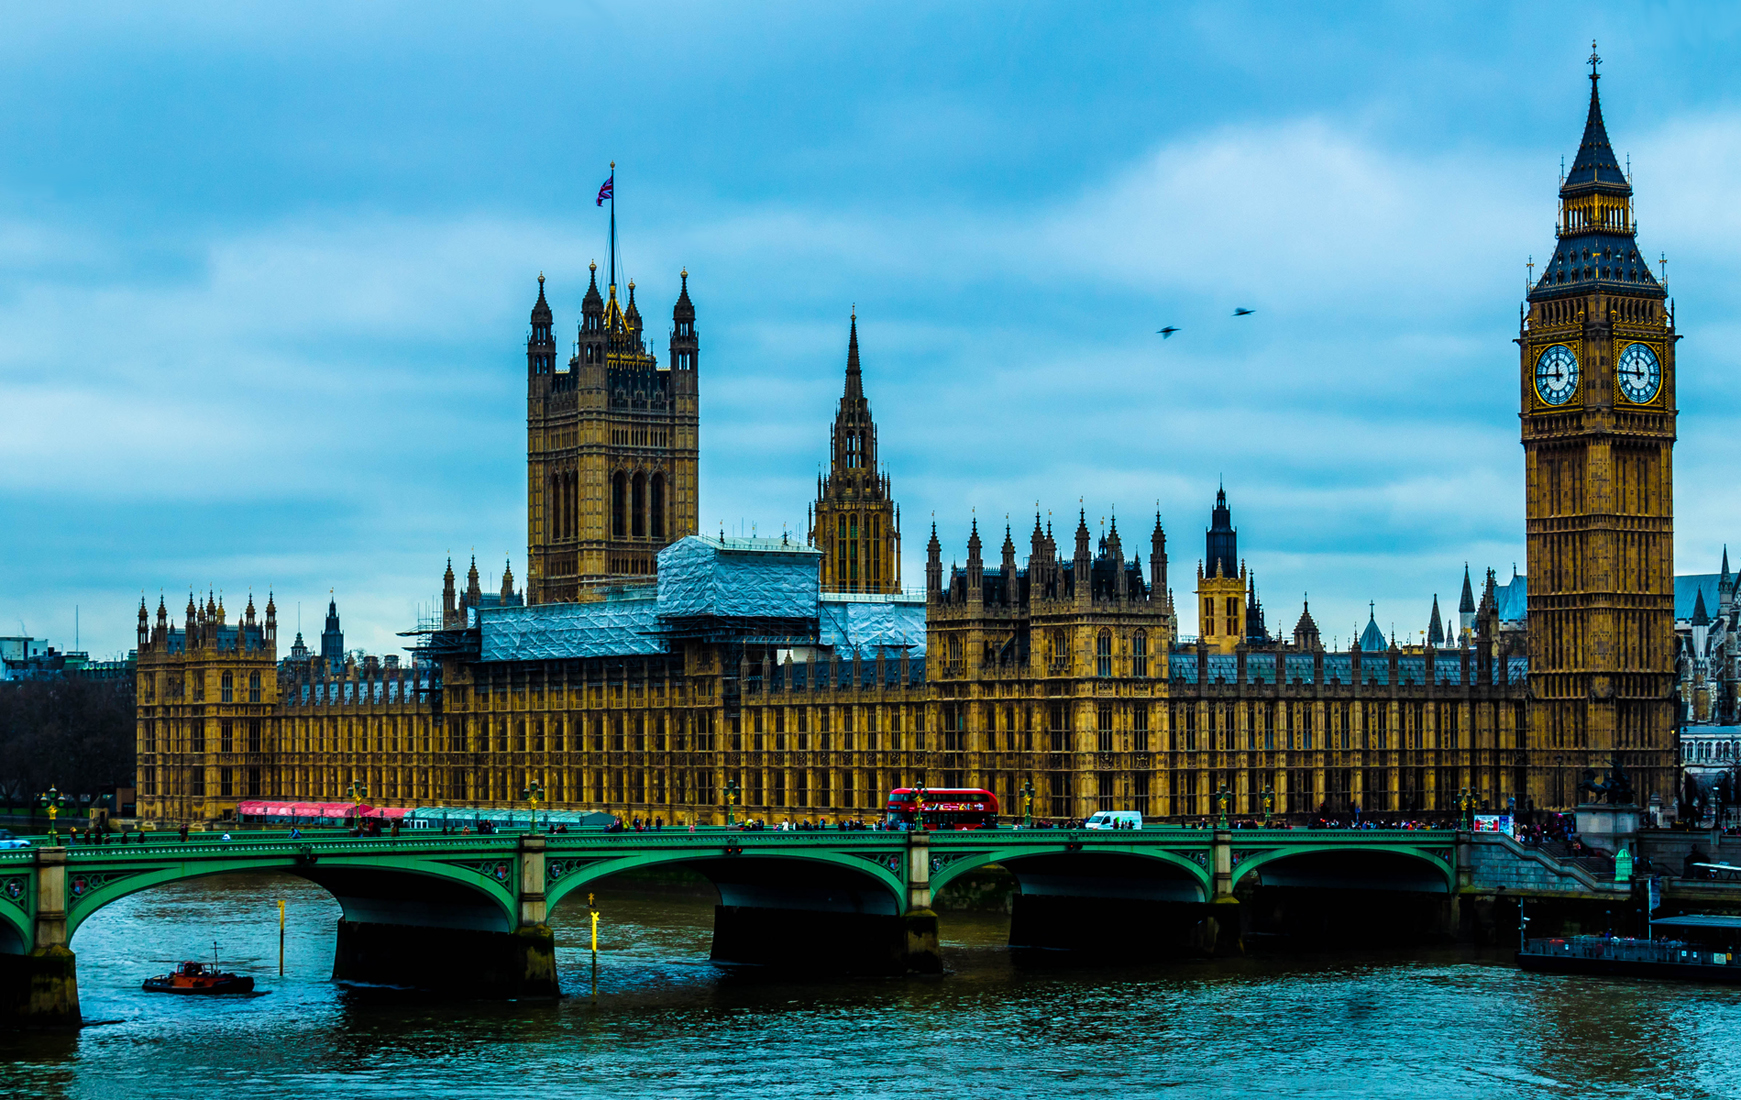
[249,671,261,703]
[1226,597,1239,637]
[1049,630,1068,673]
[1097,704,1113,751]
[1204,598,1214,633]
[612,471,628,538]
[946,635,962,675]
[650,474,666,539]
[221,671,233,703]
[1133,632,1148,678]
[632,472,647,537]
[1133,705,1149,752]
[1097,631,1113,677]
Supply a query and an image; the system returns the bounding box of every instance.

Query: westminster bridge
[0,825,1633,1025]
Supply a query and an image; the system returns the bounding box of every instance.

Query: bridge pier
[1205,829,1242,956]
[329,834,557,999]
[902,829,941,974]
[706,831,937,975]
[1,848,80,1028]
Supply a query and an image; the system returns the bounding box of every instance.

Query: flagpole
[608,160,617,293]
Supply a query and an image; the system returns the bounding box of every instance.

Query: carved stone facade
[810,315,901,595]
[1519,61,1678,809]
[525,266,699,602]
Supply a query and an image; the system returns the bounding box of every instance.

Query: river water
[2,874,1737,1099]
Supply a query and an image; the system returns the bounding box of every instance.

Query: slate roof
[1678,574,1725,621]
[1528,73,1665,303]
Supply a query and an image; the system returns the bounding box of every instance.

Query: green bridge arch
[928,842,1213,902]
[1229,843,1456,894]
[544,844,908,914]
[55,847,520,944]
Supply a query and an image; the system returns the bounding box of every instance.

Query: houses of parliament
[133,60,1681,826]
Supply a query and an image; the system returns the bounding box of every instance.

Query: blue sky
[4,2,1740,659]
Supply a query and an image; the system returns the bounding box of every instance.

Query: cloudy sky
[3,3,1739,660]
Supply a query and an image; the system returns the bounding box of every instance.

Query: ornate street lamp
[346,780,368,827]
[912,786,929,833]
[522,778,545,833]
[37,786,68,845]
[1262,786,1276,827]
[1215,785,1232,829]
[725,778,740,827]
[1021,779,1034,828]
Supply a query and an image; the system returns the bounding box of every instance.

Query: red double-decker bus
[884,788,1000,830]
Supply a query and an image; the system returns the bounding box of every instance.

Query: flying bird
[1156,326,1179,338]
[1232,307,1254,316]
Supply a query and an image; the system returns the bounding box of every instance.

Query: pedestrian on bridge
[178,824,189,843]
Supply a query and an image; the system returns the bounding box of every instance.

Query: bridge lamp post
[522,779,545,834]
[1021,780,1034,829]
[1215,786,1231,830]
[725,778,740,828]
[1261,786,1275,828]
[346,780,368,829]
[37,786,68,845]
[912,787,928,834]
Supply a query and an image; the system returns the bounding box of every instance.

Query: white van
[1084,810,1143,831]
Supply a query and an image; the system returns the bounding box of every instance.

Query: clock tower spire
[1520,45,1677,810]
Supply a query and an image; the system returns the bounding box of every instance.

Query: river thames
[2,874,1737,1099]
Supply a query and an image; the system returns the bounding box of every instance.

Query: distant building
[1676,548,1738,726]
[1,634,132,681]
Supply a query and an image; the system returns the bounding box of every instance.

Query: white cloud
[4,104,1739,658]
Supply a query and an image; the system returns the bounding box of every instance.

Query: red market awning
[237,800,412,821]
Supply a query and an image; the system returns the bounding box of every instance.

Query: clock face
[1617,342,1662,404]
[1534,344,1579,406]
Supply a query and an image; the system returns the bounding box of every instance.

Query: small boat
[1517,935,1741,984]
[142,960,256,995]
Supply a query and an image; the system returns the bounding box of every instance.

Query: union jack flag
[596,174,613,207]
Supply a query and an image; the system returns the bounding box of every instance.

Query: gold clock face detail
[1617,342,1662,404]
[1534,344,1579,406]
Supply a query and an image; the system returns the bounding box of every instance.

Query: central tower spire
[811,311,901,594]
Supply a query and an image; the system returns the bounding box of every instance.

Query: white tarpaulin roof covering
[819,593,926,654]
[657,535,821,619]
[475,536,921,663]
[479,595,663,661]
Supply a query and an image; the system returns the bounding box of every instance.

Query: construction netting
[817,594,927,654]
[478,596,664,662]
[656,535,821,620]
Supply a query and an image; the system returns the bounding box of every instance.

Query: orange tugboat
[141,960,256,995]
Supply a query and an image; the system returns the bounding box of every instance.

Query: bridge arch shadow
[546,848,910,974]
[48,855,543,996]
[1233,846,1458,947]
[933,845,1213,958]
[65,858,517,943]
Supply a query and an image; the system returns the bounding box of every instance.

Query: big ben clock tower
[1521,45,1677,810]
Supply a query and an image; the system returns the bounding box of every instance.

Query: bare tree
[0,676,135,815]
